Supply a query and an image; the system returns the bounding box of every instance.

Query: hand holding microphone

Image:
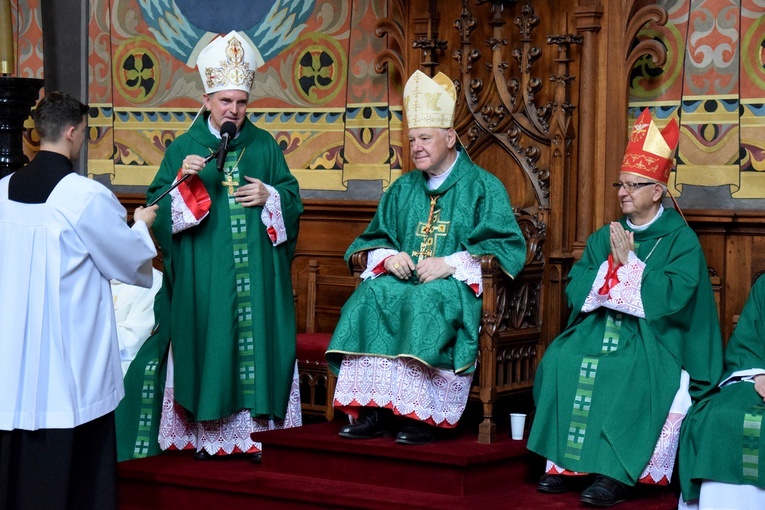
[129,122,239,226]
[181,121,237,177]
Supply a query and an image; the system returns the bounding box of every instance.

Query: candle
[1,0,15,75]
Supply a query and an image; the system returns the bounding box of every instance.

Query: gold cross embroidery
[412,195,448,262]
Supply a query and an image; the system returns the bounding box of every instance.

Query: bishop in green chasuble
[326,149,526,375]
[679,275,765,507]
[326,70,525,444]
[116,32,303,461]
[529,110,723,504]
[527,208,723,485]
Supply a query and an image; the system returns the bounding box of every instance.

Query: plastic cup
[510,413,527,440]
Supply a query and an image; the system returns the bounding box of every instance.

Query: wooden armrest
[349,251,368,285]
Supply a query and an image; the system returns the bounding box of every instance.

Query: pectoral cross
[222,173,238,196]
[412,195,449,263]
[411,246,433,260]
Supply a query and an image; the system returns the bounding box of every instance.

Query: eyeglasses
[612,181,656,192]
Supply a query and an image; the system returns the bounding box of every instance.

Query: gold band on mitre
[403,70,456,129]
[620,108,679,186]
[196,31,264,95]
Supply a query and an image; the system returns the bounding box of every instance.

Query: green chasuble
[325,150,526,375]
[527,208,723,485]
[116,113,302,460]
[679,275,765,501]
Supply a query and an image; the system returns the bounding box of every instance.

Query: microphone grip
[126,149,218,226]
[127,172,194,226]
[216,147,228,172]
[216,133,230,172]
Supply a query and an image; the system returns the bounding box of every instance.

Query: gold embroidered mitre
[196,31,264,95]
[620,108,679,185]
[403,70,456,129]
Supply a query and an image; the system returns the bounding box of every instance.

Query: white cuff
[170,182,208,234]
[581,260,610,313]
[720,368,765,387]
[603,251,645,318]
[445,251,482,295]
[261,184,287,246]
[361,248,398,280]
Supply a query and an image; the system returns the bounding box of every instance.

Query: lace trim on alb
[445,251,482,296]
[261,184,287,246]
[332,354,473,427]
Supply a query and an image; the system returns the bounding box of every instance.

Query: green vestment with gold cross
[527,208,723,485]
[115,113,302,460]
[679,274,765,501]
[325,150,526,375]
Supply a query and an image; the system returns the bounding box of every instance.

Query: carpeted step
[117,421,679,509]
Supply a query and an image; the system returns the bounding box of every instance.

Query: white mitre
[403,70,456,129]
[196,31,264,94]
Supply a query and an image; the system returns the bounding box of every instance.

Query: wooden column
[573,2,603,254]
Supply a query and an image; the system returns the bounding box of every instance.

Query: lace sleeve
[360,248,398,280]
[261,184,287,246]
[444,251,482,295]
[603,252,646,318]
[169,175,210,234]
[581,260,610,313]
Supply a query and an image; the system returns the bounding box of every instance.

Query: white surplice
[0,173,156,430]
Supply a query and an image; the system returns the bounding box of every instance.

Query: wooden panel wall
[688,211,765,345]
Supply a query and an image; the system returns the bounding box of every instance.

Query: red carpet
[118,421,680,509]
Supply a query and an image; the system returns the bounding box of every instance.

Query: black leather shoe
[536,474,570,494]
[249,451,262,464]
[394,424,435,445]
[580,475,630,507]
[193,450,213,461]
[338,409,392,439]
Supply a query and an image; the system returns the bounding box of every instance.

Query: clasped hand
[610,222,634,266]
[384,252,455,283]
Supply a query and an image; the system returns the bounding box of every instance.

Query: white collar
[627,205,664,231]
[426,152,459,190]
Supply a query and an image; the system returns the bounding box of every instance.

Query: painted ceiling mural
[631,0,765,208]
[85,0,402,196]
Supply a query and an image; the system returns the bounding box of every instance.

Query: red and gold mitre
[620,109,679,185]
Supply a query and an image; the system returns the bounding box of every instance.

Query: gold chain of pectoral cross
[221,147,247,196]
[411,194,440,261]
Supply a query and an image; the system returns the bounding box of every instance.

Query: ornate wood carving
[374,0,406,77]
[411,0,447,74]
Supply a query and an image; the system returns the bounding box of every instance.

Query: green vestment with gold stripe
[325,151,526,375]
[527,208,723,485]
[115,113,302,460]
[679,274,765,500]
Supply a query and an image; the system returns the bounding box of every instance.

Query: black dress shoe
[338,409,392,439]
[249,451,262,464]
[394,423,435,445]
[193,450,213,461]
[536,474,570,494]
[580,475,630,507]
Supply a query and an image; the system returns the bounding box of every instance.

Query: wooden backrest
[304,258,357,334]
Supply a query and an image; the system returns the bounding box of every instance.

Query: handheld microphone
[216,121,237,172]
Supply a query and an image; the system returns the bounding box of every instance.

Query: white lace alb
[333,354,473,427]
